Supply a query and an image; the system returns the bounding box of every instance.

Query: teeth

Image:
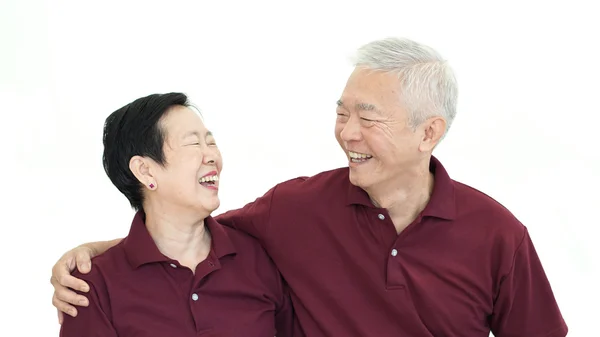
[348,151,372,159]
[199,175,219,183]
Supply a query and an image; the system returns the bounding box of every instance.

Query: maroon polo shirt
[60,212,300,337]
[217,156,567,337]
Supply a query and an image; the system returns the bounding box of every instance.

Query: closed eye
[188,142,218,147]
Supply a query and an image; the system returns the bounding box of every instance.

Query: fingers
[50,272,89,308]
[51,278,89,310]
[55,270,89,293]
[53,293,79,318]
[54,283,89,307]
[50,246,93,324]
[51,250,90,292]
[75,248,92,274]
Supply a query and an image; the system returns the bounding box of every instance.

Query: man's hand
[50,245,94,324]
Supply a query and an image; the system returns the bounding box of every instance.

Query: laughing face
[335,67,426,192]
[149,105,222,215]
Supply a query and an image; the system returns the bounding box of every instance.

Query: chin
[195,196,220,214]
[348,171,368,189]
[206,198,220,212]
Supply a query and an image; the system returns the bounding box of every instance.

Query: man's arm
[490,227,568,337]
[51,183,283,321]
[91,238,123,256]
[51,238,122,323]
[59,272,118,337]
[215,185,279,244]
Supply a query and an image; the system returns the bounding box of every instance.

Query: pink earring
[149,183,155,189]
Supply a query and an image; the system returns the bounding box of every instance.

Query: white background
[1,0,598,336]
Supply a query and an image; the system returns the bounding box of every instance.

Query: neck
[366,159,434,233]
[143,200,211,271]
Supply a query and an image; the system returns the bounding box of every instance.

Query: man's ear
[418,116,447,152]
[129,155,157,190]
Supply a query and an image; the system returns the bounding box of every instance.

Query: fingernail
[85,262,91,269]
[79,262,91,272]
[81,285,89,292]
[79,298,88,306]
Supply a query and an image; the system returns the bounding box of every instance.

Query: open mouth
[199,175,219,188]
[348,151,373,163]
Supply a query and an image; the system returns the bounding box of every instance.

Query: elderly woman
[59,93,298,337]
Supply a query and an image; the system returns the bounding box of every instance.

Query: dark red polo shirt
[60,212,300,337]
[217,156,567,337]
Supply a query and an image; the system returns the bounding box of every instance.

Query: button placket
[386,249,407,290]
[372,209,407,290]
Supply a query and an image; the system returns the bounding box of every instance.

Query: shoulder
[71,243,127,288]
[271,167,349,202]
[452,180,526,247]
[68,243,128,320]
[221,225,281,281]
[223,226,272,261]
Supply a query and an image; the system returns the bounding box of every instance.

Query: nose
[203,145,219,165]
[340,116,362,142]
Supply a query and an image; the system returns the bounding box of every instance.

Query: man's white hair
[352,37,458,136]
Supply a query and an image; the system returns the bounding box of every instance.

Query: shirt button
[191,293,199,301]
[169,263,177,268]
[391,249,398,257]
[378,214,385,220]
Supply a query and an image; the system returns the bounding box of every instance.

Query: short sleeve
[490,228,568,337]
[59,275,118,337]
[216,185,278,244]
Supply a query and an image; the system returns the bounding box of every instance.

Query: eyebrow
[183,130,213,138]
[336,100,379,113]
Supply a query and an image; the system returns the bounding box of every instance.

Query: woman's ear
[129,155,157,190]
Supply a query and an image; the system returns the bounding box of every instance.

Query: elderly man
[51,37,567,337]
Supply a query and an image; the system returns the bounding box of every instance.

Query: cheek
[363,127,391,152]
[366,135,409,167]
[334,123,344,142]
[175,156,202,180]
[215,152,223,171]
[369,140,393,161]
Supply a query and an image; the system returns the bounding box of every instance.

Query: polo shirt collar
[204,215,237,258]
[123,211,237,269]
[346,155,456,220]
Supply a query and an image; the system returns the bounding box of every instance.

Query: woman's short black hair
[102,92,190,210]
